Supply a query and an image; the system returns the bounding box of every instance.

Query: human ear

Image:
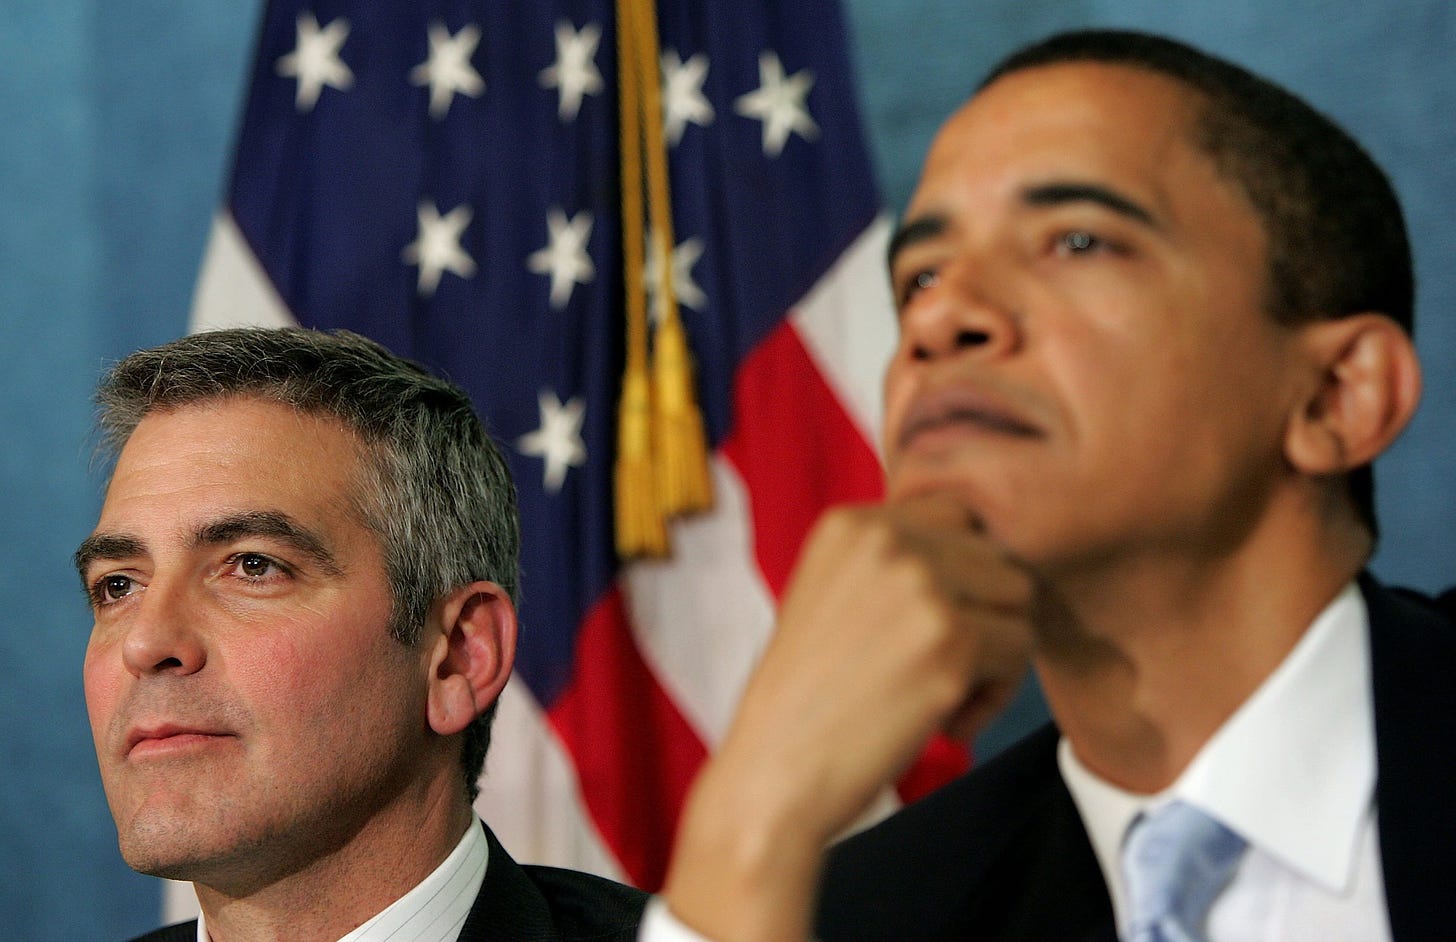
[426,581,517,736]
[1284,313,1421,475]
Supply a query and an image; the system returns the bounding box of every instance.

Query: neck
[194,782,474,942]
[1030,502,1369,794]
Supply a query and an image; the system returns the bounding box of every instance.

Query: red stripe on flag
[897,733,972,801]
[547,584,708,891]
[723,319,971,803]
[721,319,884,599]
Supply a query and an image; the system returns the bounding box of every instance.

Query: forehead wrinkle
[193,510,345,576]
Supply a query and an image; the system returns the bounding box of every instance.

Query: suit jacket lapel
[951,758,1115,941]
[1363,575,1456,939]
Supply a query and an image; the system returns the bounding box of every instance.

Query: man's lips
[896,385,1043,451]
[124,723,235,758]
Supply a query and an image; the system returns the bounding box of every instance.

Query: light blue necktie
[1119,800,1247,942]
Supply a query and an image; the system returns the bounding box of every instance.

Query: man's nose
[900,260,1020,363]
[121,581,207,677]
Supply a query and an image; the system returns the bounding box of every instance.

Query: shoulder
[464,824,647,941]
[123,922,196,942]
[1339,577,1456,939]
[1365,574,1456,636]
[817,724,1107,940]
[519,864,650,940]
[1362,573,1456,692]
[824,723,1066,876]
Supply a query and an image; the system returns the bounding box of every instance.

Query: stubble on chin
[112,778,235,880]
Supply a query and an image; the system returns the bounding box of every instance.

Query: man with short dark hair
[77,327,646,941]
[643,29,1454,941]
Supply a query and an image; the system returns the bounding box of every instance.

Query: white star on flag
[645,231,707,324]
[527,207,596,309]
[517,390,588,493]
[539,20,604,121]
[662,49,714,146]
[275,12,354,113]
[410,21,485,119]
[734,51,818,157]
[401,201,477,296]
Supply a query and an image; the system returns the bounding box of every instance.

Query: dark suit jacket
[127,824,646,941]
[815,576,1456,940]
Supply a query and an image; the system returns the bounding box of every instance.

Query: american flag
[188,0,966,906]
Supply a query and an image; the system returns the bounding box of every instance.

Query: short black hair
[983,29,1414,536]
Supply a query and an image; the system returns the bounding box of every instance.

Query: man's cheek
[880,392,913,471]
[82,654,119,740]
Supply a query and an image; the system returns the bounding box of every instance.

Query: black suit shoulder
[125,923,194,942]
[816,724,1113,942]
[1363,575,1456,940]
[461,824,646,941]
[506,863,647,941]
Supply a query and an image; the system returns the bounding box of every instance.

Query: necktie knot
[1120,800,1246,942]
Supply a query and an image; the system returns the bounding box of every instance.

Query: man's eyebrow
[886,214,947,271]
[194,511,344,575]
[1021,182,1160,228]
[74,534,146,584]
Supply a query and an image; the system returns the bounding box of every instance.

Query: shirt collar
[1060,583,1374,924]
[197,815,488,942]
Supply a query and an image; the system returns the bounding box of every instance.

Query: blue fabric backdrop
[2,2,1450,937]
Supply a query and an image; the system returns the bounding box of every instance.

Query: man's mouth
[897,386,1043,451]
[124,723,235,758]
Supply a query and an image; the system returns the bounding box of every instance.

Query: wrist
[661,763,827,942]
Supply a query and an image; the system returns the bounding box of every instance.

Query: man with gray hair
[75,327,645,941]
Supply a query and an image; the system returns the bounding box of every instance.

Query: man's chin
[114,801,242,883]
[119,828,279,896]
[125,854,203,883]
[119,821,213,878]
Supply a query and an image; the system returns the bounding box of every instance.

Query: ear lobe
[426,581,518,737]
[1285,313,1421,475]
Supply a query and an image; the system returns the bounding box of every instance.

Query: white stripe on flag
[190,211,296,332]
[623,457,778,746]
[789,216,897,463]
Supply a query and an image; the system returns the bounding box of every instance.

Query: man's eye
[230,553,284,581]
[92,574,138,605]
[898,268,939,305]
[1054,230,1102,255]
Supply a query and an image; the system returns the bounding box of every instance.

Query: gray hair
[94,326,520,802]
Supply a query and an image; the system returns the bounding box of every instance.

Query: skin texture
[80,397,516,941]
[661,61,1420,942]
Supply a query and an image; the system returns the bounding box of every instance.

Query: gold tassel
[614,369,667,556]
[630,0,713,518]
[612,0,713,558]
[612,0,666,557]
[652,310,713,514]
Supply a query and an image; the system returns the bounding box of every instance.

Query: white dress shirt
[196,815,489,942]
[642,583,1393,942]
[1060,582,1391,940]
